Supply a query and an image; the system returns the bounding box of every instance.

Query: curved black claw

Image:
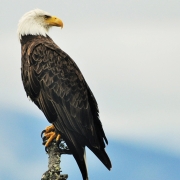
[41,129,51,146]
[41,130,46,138]
[45,146,48,153]
[42,139,47,146]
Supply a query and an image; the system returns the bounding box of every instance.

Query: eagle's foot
[44,131,57,147]
[45,124,55,132]
[41,125,61,147]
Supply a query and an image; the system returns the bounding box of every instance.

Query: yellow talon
[44,131,56,147]
[56,134,61,141]
[42,124,61,147]
[45,124,55,132]
[44,131,55,138]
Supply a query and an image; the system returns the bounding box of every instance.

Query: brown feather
[21,34,112,180]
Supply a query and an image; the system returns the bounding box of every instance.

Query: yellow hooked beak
[45,16,63,28]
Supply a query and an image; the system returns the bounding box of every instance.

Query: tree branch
[41,139,69,180]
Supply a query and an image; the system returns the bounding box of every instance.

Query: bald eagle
[17,9,111,180]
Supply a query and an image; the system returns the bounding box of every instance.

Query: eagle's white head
[17,9,63,40]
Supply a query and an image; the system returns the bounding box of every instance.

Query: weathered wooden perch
[41,135,70,180]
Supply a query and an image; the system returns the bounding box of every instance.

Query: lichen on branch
[41,139,68,180]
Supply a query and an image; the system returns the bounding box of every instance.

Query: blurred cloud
[1,1,180,177]
[0,111,47,180]
[1,110,180,180]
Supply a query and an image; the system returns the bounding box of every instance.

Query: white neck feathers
[17,9,50,40]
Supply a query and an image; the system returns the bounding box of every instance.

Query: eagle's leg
[42,124,61,147]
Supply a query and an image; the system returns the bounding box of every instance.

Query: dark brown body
[20,35,111,180]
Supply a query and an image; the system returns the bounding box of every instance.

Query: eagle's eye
[44,15,51,19]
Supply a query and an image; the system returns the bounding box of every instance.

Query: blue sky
[1,109,180,180]
[1,0,180,179]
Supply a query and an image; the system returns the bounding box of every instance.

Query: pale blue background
[0,0,180,179]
